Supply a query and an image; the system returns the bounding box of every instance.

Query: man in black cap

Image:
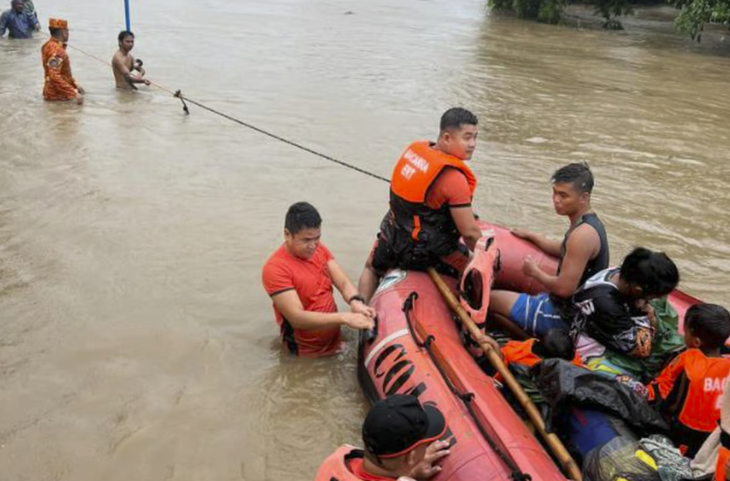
[315,394,450,481]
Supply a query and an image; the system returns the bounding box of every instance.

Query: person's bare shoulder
[111,50,125,69]
[566,223,601,255]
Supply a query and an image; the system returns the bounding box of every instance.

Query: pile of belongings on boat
[483,298,723,481]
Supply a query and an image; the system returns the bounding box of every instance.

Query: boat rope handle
[403,292,532,481]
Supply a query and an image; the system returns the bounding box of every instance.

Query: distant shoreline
[562,4,730,55]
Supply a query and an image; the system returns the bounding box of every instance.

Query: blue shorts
[508,292,567,336]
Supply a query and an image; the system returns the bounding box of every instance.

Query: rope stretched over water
[173,91,391,183]
[59,38,391,184]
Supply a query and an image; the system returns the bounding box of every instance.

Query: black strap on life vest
[403,293,531,481]
[721,426,730,450]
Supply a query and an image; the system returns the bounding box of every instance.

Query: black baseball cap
[362,395,447,458]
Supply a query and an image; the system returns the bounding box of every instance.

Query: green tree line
[489,0,730,38]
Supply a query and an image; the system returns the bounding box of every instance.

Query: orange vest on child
[647,349,730,457]
[496,339,584,382]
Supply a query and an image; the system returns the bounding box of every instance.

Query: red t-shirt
[425,167,473,210]
[262,243,342,357]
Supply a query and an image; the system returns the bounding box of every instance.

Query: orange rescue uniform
[370,141,478,276]
[41,37,78,101]
[389,141,477,253]
[262,243,342,357]
[315,446,396,481]
[647,349,730,457]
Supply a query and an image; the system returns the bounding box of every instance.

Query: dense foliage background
[489,0,730,37]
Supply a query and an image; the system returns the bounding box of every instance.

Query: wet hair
[440,107,478,133]
[620,247,679,298]
[284,202,322,235]
[685,303,730,351]
[552,162,594,194]
[540,329,576,361]
[118,30,135,42]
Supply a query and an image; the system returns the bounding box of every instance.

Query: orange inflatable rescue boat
[485,222,698,324]
[358,221,700,481]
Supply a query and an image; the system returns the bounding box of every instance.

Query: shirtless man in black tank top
[489,163,609,336]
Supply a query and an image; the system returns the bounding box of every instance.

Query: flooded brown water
[1,0,729,479]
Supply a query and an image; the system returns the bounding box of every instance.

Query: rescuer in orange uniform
[315,395,450,481]
[358,108,483,302]
[41,18,84,104]
[647,303,730,457]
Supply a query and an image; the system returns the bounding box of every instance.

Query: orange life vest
[718,445,730,481]
[494,338,584,383]
[647,349,730,457]
[388,141,477,258]
[501,338,584,369]
[315,446,395,481]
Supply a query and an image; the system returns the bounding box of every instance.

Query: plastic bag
[535,359,668,434]
[583,436,661,481]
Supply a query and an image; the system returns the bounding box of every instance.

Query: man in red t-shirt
[358,108,484,302]
[262,202,376,357]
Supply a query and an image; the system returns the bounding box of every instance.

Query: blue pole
[124,0,131,31]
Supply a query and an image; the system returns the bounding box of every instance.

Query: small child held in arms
[646,303,730,457]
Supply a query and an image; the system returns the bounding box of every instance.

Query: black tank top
[556,213,609,287]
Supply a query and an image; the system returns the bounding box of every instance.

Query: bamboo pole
[427,267,583,481]
[489,311,530,340]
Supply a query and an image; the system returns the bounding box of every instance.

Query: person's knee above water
[0,0,39,39]
[571,247,679,361]
[315,394,451,481]
[112,30,151,90]
[261,202,375,358]
[41,18,85,104]
[489,162,609,334]
[358,108,484,301]
[646,303,730,457]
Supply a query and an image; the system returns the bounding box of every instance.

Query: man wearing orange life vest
[646,303,730,457]
[41,18,84,104]
[315,395,450,481]
[359,108,483,301]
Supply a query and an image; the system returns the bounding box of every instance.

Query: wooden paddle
[427,267,583,481]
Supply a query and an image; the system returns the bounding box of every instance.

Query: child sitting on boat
[646,303,730,457]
